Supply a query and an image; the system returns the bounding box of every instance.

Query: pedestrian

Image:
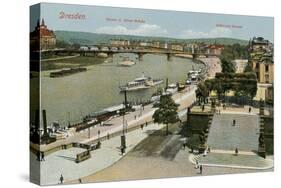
[183,138,187,150]
[59,174,64,184]
[134,115,136,120]
[120,146,125,155]
[141,124,144,130]
[249,107,252,113]
[79,178,82,183]
[235,148,239,156]
[207,146,211,153]
[199,165,203,174]
[145,121,148,127]
[232,119,236,126]
[41,152,45,161]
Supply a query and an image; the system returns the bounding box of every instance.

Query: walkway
[34,123,166,185]
[192,113,273,170]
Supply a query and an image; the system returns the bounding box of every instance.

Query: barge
[50,67,87,78]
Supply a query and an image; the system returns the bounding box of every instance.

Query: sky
[30,3,274,42]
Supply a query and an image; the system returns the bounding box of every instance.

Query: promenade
[33,85,197,153]
[33,123,166,185]
[33,86,197,185]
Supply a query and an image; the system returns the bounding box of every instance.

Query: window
[265,75,269,83]
[265,65,269,72]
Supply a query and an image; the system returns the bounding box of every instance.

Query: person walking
[235,148,239,156]
[59,174,64,184]
[199,165,203,174]
[120,146,125,155]
[183,138,187,150]
[249,107,252,113]
[232,119,236,126]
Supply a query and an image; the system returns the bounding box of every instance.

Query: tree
[153,95,179,135]
[221,58,236,73]
[244,62,254,73]
[56,40,71,49]
[72,43,81,50]
[196,82,209,103]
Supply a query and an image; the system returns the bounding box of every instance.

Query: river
[39,53,204,127]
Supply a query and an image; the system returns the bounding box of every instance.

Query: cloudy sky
[31,3,274,41]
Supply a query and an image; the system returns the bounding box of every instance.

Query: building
[184,44,199,53]
[110,39,130,46]
[232,59,248,73]
[249,37,274,84]
[249,37,273,54]
[159,42,168,49]
[206,44,224,55]
[249,37,274,102]
[170,43,184,51]
[252,57,274,84]
[30,19,56,50]
[139,41,152,47]
[151,41,161,48]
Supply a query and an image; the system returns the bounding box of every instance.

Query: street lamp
[120,108,126,155]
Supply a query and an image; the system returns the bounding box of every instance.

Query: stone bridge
[39,46,219,61]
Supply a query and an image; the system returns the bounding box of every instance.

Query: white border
[0,0,279,188]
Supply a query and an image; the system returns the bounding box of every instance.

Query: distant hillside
[55,30,249,46]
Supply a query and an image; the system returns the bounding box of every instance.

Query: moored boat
[119,73,163,92]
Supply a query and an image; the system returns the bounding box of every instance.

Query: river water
[39,53,203,127]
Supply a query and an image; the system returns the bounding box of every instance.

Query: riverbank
[31,85,197,153]
[41,54,80,62]
[41,55,108,71]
